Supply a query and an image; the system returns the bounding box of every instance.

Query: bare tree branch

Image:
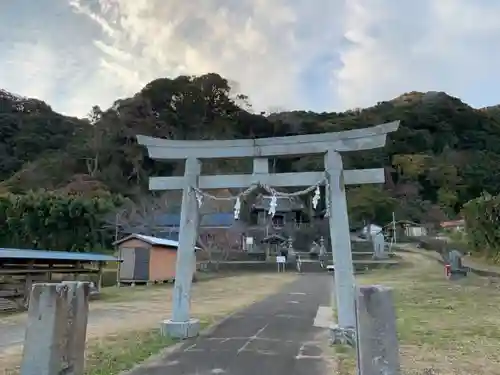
[197,213,246,271]
[102,192,177,239]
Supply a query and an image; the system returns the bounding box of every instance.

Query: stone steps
[300,259,398,273]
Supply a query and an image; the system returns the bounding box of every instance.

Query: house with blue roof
[155,213,235,228]
[123,212,237,242]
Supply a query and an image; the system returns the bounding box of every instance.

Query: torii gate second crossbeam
[136,121,399,339]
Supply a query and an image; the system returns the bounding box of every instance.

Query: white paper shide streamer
[312,186,321,209]
[268,195,278,217]
[195,190,203,208]
[234,196,241,220]
[191,178,331,218]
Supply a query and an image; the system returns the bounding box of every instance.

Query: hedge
[0,190,124,251]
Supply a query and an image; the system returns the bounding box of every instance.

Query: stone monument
[372,231,388,259]
[447,249,468,279]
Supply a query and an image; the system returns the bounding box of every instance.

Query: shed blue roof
[0,248,119,262]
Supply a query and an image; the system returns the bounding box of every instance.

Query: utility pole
[115,212,120,243]
[392,211,397,244]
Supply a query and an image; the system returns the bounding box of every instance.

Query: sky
[1,0,500,118]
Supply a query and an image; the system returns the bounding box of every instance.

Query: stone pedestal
[160,318,201,339]
[355,285,400,375]
[20,282,90,375]
[449,272,467,281]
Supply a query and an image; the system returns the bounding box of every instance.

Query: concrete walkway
[127,274,333,375]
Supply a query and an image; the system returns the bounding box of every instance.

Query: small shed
[404,225,427,237]
[260,234,287,260]
[113,234,200,284]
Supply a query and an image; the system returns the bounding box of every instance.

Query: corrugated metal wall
[133,248,150,281]
[118,239,152,281]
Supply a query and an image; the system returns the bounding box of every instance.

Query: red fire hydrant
[444,264,451,278]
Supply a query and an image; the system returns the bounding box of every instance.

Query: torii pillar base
[160,318,200,339]
[329,323,356,347]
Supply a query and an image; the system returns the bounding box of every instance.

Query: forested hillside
[2,73,500,228]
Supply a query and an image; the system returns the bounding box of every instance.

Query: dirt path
[0,273,297,371]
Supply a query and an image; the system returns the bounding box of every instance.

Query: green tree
[0,191,122,251]
[347,186,398,228]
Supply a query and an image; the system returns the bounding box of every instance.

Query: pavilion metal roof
[0,248,119,262]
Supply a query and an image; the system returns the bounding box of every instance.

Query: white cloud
[0,40,120,117]
[336,0,500,110]
[1,1,500,117]
[68,0,344,114]
[0,42,58,103]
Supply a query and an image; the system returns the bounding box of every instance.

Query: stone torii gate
[136,121,399,339]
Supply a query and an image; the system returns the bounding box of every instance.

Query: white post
[355,285,401,375]
[325,151,356,331]
[161,157,201,339]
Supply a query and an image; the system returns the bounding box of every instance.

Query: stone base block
[160,318,201,339]
[329,323,356,347]
[372,253,390,260]
[449,272,467,281]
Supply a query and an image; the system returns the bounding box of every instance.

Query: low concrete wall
[203,258,401,274]
[351,241,374,253]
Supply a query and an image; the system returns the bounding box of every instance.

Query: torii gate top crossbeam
[137,121,399,160]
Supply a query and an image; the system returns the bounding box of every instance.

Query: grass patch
[331,344,356,375]
[352,251,500,375]
[98,283,169,303]
[85,329,178,375]
[85,320,209,375]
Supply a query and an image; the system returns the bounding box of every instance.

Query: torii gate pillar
[325,151,356,330]
[160,157,201,338]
